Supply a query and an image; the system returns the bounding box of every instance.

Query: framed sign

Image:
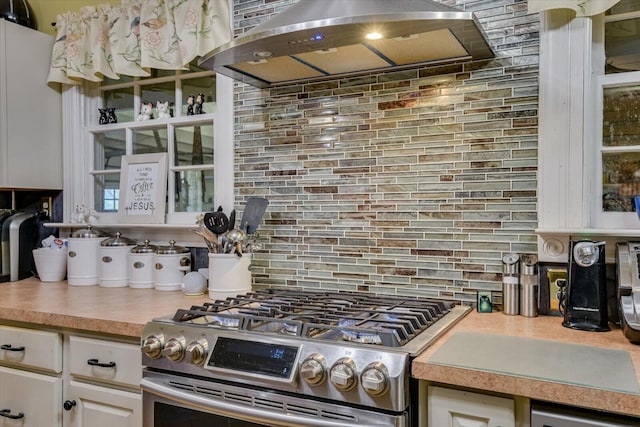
[118,153,168,224]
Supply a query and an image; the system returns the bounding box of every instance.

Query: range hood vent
[199,0,495,88]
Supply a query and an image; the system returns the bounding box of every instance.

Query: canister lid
[155,240,190,254]
[71,225,103,238]
[131,239,157,254]
[101,231,135,246]
[520,254,538,275]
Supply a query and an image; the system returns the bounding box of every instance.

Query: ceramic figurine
[194,93,205,114]
[137,102,153,121]
[186,95,195,115]
[98,108,108,125]
[71,204,86,223]
[107,107,117,124]
[156,101,170,119]
[87,208,99,224]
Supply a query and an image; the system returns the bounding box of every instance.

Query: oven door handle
[140,378,392,427]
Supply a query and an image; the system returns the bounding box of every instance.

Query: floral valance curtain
[528,0,621,17]
[47,0,232,85]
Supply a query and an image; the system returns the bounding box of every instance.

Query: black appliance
[561,240,610,331]
[615,242,640,344]
[0,210,47,282]
[0,0,36,29]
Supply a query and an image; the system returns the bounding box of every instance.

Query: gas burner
[163,288,464,348]
[339,318,383,344]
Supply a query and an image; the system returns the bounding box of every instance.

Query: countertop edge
[0,308,144,338]
[411,311,640,418]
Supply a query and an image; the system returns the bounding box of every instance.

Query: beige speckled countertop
[0,278,206,338]
[2,279,639,418]
[412,310,640,418]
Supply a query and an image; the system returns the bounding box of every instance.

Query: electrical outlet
[40,196,52,217]
[547,269,567,312]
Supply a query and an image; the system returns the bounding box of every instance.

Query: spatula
[239,197,269,234]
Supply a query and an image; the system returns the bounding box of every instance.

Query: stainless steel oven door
[141,370,408,427]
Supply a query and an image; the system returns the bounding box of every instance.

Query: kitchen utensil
[203,207,229,235]
[67,225,104,286]
[129,240,157,289]
[224,227,246,256]
[192,226,219,252]
[153,240,191,291]
[228,209,236,230]
[239,197,269,234]
[562,240,609,331]
[98,232,136,287]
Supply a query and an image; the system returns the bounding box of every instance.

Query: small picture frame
[117,153,168,224]
[477,291,493,313]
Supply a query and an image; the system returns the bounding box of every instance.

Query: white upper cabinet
[0,20,62,190]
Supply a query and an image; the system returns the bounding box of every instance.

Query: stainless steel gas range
[140,288,471,427]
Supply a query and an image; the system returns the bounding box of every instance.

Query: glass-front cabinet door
[88,66,229,226]
[593,1,640,228]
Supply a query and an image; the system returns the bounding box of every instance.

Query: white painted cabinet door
[0,366,62,427]
[0,20,62,190]
[67,380,141,427]
[428,386,515,427]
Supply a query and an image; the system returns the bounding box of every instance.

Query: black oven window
[155,402,268,426]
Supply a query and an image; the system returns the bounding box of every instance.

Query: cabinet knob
[63,400,76,411]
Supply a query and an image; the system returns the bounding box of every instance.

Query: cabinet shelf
[535,228,640,237]
[44,223,196,230]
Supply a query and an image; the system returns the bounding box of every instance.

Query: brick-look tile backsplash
[232,0,539,303]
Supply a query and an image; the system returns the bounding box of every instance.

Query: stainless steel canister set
[66,225,191,291]
[502,253,539,317]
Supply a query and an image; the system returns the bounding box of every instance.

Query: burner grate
[170,288,457,347]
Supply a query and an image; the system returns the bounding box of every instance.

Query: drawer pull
[0,344,25,352]
[63,400,76,411]
[87,358,116,368]
[0,409,25,419]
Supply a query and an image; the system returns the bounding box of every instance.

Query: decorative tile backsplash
[232,0,539,303]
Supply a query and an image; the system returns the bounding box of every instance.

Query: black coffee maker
[561,239,610,331]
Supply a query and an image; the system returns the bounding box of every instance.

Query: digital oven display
[207,337,299,379]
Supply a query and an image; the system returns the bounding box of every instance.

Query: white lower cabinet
[0,325,142,427]
[0,366,62,426]
[64,336,142,427]
[68,380,141,427]
[427,386,516,427]
[0,325,63,426]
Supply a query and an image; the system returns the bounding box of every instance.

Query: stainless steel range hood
[199,0,495,88]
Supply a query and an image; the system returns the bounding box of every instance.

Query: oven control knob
[161,337,186,362]
[361,362,389,396]
[141,335,164,359]
[329,358,357,391]
[185,339,208,365]
[300,354,326,386]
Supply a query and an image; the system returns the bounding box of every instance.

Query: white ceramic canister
[128,240,157,289]
[153,240,192,291]
[208,253,252,300]
[98,232,136,287]
[67,225,105,286]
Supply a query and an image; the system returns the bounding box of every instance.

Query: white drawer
[69,336,141,389]
[0,325,62,373]
[0,366,63,427]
